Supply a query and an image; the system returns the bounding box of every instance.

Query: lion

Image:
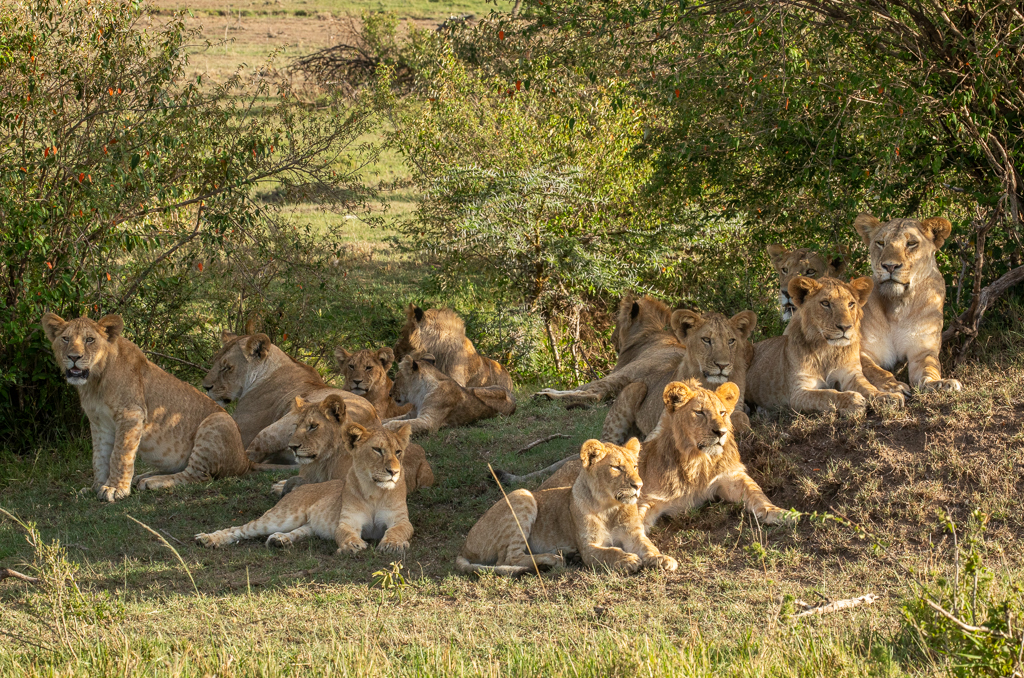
[767,245,847,322]
[853,213,962,393]
[41,313,285,502]
[745,276,905,414]
[334,346,412,419]
[456,439,678,576]
[201,331,378,462]
[535,293,685,404]
[194,421,415,555]
[537,381,794,529]
[600,309,757,443]
[393,304,513,390]
[269,394,434,498]
[383,354,517,436]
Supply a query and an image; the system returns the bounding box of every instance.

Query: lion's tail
[454,556,531,577]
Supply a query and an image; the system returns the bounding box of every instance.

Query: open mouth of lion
[703,372,728,384]
[65,367,89,382]
[616,491,639,505]
[295,454,316,464]
[350,386,367,396]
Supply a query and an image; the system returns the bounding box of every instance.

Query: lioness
[456,439,678,576]
[536,293,686,403]
[195,421,415,554]
[601,309,756,442]
[384,355,517,436]
[271,394,433,497]
[42,313,278,502]
[393,304,513,390]
[202,331,377,461]
[334,346,412,419]
[853,213,962,392]
[746,276,905,414]
[767,245,846,322]
[539,381,794,529]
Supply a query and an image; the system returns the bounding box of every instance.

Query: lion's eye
[806,268,816,276]
[612,466,623,473]
[907,241,918,249]
[220,365,230,373]
[875,240,884,248]
[395,449,403,457]
[702,337,711,345]
[821,301,831,308]
[781,267,788,274]
[86,337,95,343]
[373,447,383,456]
[61,336,69,343]
[696,410,706,417]
[848,301,855,309]
[728,338,736,345]
[349,364,355,370]
[308,423,318,431]
[365,366,372,371]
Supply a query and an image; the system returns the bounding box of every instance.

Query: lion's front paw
[97,485,130,502]
[382,420,406,432]
[194,533,219,548]
[870,390,905,408]
[335,537,368,555]
[270,480,288,497]
[763,507,801,527]
[611,552,643,573]
[377,538,409,555]
[645,554,678,572]
[730,410,751,434]
[921,378,963,393]
[879,378,912,396]
[266,532,294,548]
[835,391,866,414]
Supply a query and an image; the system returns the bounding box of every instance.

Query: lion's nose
[714,361,731,370]
[67,354,82,362]
[288,444,300,452]
[630,480,642,491]
[203,384,212,392]
[836,323,852,333]
[882,262,902,273]
[712,427,725,438]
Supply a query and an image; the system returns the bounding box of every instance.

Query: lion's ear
[671,309,703,340]
[920,217,952,249]
[376,347,396,371]
[729,311,757,341]
[291,396,307,412]
[220,329,238,345]
[333,347,352,368]
[97,315,124,342]
[623,437,641,455]
[319,395,347,424]
[399,354,415,371]
[787,276,821,307]
[629,301,640,320]
[663,381,695,413]
[853,213,882,247]
[417,353,436,366]
[766,244,787,266]
[829,256,847,278]
[41,313,67,342]
[848,277,874,306]
[580,440,607,468]
[344,422,368,448]
[412,305,425,323]
[395,423,412,446]
[715,382,741,414]
[243,334,271,362]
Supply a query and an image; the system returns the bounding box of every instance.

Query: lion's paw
[335,537,368,555]
[266,532,294,548]
[921,378,963,393]
[836,391,866,414]
[611,552,643,573]
[871,390,905,408]
[270,480,288,497]
[194,533,219,548]
[377,538,409,555]
[764,507,801,527]
[97,485,130,502]
[645,554,678,572]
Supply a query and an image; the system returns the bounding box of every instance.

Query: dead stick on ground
[925,598,1017,640]
[0,568,40,584]
[159,528,186,546]
[515,434,569,455]
[793,593,879,618]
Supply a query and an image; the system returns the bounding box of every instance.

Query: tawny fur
[767,245,846,322]
[456,439,678,576]
[601,309,757,442]
[195,422,415,555]
[383,355,516,436]
[201,331,378,463]
[746,276,905,414]
[41,314,273,502]
[334,346,412,419]
[393,304,513,390]
[852,214,962,393]
[269,394,433,498]
[541,381,795,529]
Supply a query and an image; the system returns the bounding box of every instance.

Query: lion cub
[746,276,904,414]
[270,394,433,497]
[456,439,678,576]
[384,355,516,436]
[195,421,415,555]
[334,346,412,419]
[767,245,846,322]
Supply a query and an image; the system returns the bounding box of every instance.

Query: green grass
[156,0,508,20]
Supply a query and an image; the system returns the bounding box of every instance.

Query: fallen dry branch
[793,593,878,618]
[515,433,570,455]
[0,568,40,584]
[924,599,1018,641]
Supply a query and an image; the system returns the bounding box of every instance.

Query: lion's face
[202,332,271,405]
[390,354,439,407]
[661,380,739,456]
[672,310,756,384]
[41,313,124,386]
[286,395,348,464]
[611,293,672,353]
[853,214,951,300]
[334,347,393,398]
[347,421,412,491]
[579,438,643,505]
[767,245,845,322]
[789,276,873,347]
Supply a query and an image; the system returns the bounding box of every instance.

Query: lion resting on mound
[767,245,846,322]
[601,308,757,442]
[540,381,794,529]
[853,213,962,393]
[202,331,377,462]
[42,314,279,502]
[536,293,686,404]
[746,276,905,414]
[394,304,513,390]
[334,346,411,419]
[195,420,415,554]
[384,354,517,436]
[270,394,433,497]
[456,439,678,576]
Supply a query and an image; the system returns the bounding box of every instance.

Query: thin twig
[925,599,1017,640]
[0,568,40,584]
[158,529,186,547]
[487,464,547,591]
[514,433,570,455]
[793,593,879,618]
[126,515,199,596]
[144,350,208,372]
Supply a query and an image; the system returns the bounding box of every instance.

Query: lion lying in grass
[334,346,412,419]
